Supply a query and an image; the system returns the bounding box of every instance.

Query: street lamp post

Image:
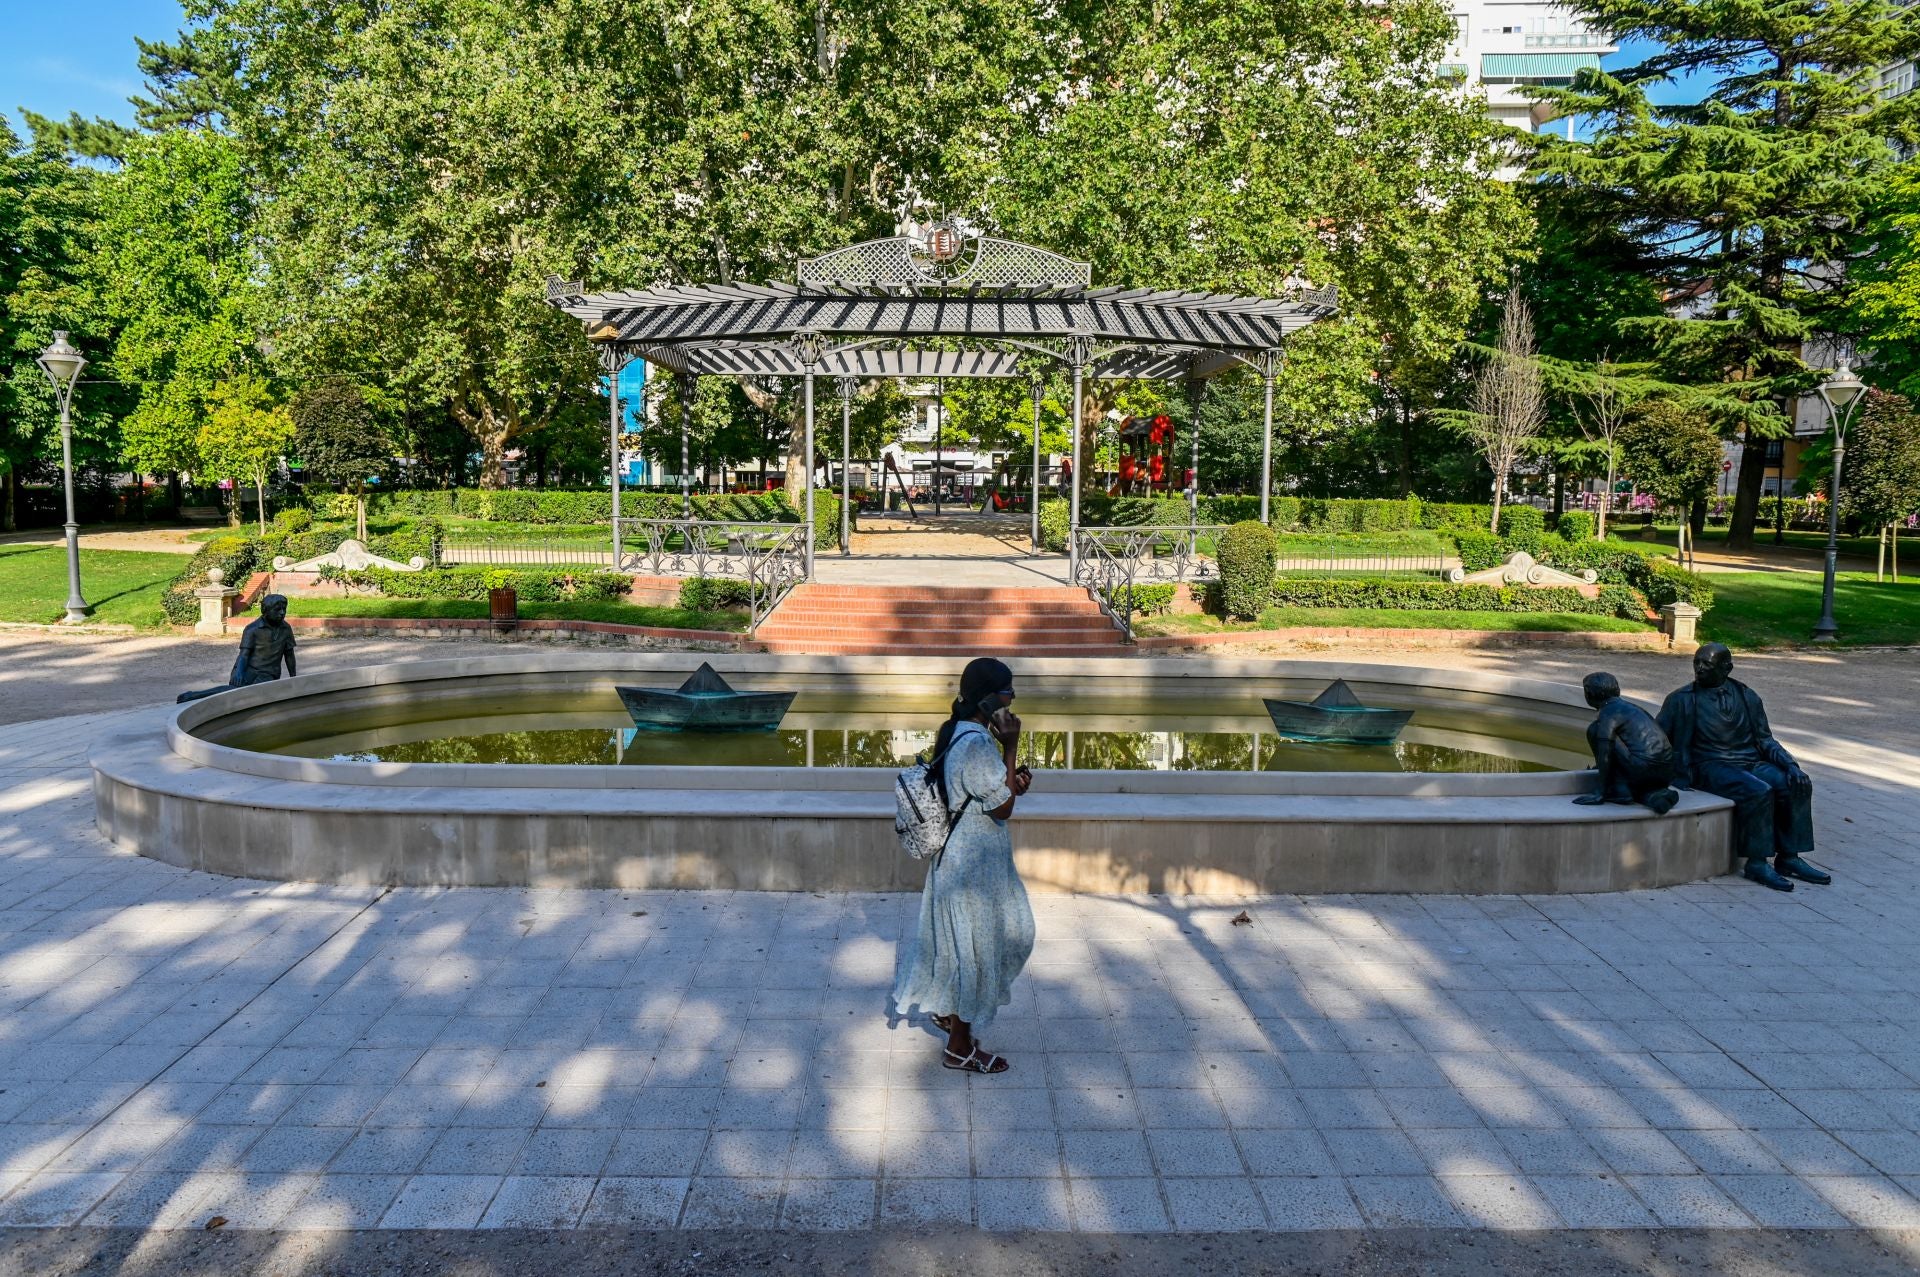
[1812,362,1867,643]
[36,331,91,623]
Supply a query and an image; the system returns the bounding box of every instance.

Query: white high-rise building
[1443,2,1617,135]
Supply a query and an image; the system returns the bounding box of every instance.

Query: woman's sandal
[943,1045,1009,1074]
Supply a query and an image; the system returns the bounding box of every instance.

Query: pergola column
[1257,348,1281,525]
[1185,371,1206,528]
[837,376,856,556]
[795,332,824,578]
[933,378,944,516]
[602,347,630,568]
[1068,332,1091,575]
[676,373,696,520]
[1029,371,1045,552]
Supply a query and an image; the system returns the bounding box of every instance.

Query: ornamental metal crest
[799,228,1092,292]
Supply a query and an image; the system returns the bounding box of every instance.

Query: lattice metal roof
[548,232,1338,381]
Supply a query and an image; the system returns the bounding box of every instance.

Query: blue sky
[2,0,186,130]
[2,9,1707,136]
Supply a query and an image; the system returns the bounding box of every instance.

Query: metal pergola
[548,227,1338,574]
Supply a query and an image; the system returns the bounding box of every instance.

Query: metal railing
[1273,553,1448,575]
[438,536,614,568]
[613,517,810,628]
[1071,523,1224,641]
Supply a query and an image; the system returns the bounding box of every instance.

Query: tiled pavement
[3,652,1920,1236]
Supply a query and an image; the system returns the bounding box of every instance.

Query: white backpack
[895,742,973,861]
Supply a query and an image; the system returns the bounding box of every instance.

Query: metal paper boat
[1263,679,1412,745]
[616,663,795,732]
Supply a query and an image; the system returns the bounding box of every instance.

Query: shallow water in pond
[235,691,1586,773]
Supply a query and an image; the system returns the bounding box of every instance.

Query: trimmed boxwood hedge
[678,577,754,611]
[1267,576,1647,620]
[1453,533,1714,613]
[352,567,632,603]
[307,487,846,550]
[158,519,446,624]
[1218,521,1278,618]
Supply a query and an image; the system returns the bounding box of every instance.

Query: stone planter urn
[488,587,518,633]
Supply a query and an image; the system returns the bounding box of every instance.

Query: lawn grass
[1133,606,1652,637]
[1643,521,1906,562]
[0,545,181,628]
[1700,571,1920,649]
[281,595,749,632]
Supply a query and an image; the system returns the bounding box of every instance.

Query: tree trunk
[1,469,13,533]
[480,432,508,490]
[1598,453,1615,540]
[1489,477,1503,533]
[1688,497,1707,540]
[1878,524,1887,582]
[354,485,368,541]
[1394,400,1415,498]
[167,472,182,518]
[256,473,269,535]
[1724,425,1769,550]
[1551,457,1565,525]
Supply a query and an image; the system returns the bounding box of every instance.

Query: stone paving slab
[1,651,1918,1239]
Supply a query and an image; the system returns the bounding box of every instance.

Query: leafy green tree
[1840,389,1920,580]
[1619,401,1723,567]
[1849,163,1920,399]
[292,381,391,539]
[23,26,235,161]
[93,128,257,495]
[1530,0,1920,551]
[0,116,119,531]
[198,374,294,532]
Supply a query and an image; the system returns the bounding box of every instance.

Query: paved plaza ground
[0,634,1918,1271]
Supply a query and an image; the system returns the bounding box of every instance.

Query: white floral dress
[892,720,1035,1031]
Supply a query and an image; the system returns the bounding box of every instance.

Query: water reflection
[292,698,1572,774]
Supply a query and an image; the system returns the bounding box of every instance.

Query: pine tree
[1530,0,1920,551]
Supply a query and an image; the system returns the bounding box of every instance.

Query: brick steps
[756,583,1126,655]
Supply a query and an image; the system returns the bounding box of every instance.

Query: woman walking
[893,658,1034,1074]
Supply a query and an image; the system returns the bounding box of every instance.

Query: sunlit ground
[1,650,1919,1238]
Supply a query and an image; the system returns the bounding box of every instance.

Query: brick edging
[1135,625,1685,652]
[244,615,760,649]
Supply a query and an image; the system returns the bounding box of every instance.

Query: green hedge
[1497,505,1546,538]
[678,577,754,611]
[308,487,803,525]
[157,519,446,625]
[1454,533,1713,612]
[1100,583,1176,616]
[1218,521,1278,619]
[352,567,632,603]
[1555,510,1595,541]
[1267,576,1646,620]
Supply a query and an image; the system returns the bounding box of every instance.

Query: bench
[181,505,224,523]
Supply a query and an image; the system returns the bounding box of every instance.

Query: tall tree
[1620,400,1723,568]
[1530,0,1920,551]
[0,116,117,531]
[92,128,257,496]
[1840,389,1920,580]
[198,374,294,532]
[1448,289,1546,531]
[1849,162,1920,399]
[292,381,391,539]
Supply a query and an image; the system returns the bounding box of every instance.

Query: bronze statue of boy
[1575,672,1679,815]
[177,594,298,703]
[1657,642,1829,892]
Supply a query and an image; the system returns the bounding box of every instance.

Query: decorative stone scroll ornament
[272,539,426,574]
[1450,551,1599,590]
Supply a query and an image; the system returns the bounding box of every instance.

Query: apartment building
[1444,1,1617,135]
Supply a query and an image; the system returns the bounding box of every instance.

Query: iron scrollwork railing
[1071,524,1226,641]
[614,518,809,629]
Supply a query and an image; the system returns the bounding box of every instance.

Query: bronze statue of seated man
[1657,642,1829,892]
[1574,672,1679,815]
[177,594,298,703]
